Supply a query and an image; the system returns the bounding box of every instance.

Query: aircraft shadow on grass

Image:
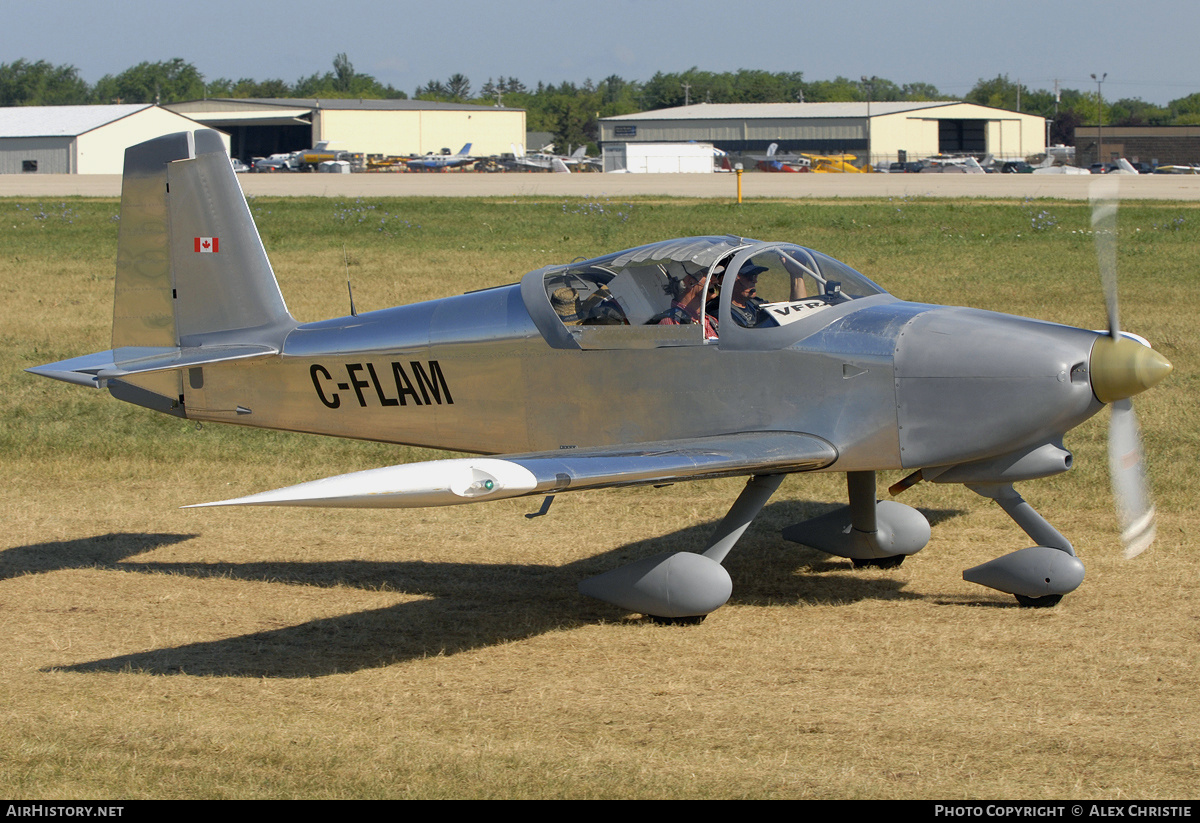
[6,501,964,678]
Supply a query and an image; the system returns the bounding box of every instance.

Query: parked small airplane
[749,143,811,173]
[402,144,476,171]
[502,144,599,173]
[917,155,986,174]
[290,140,357,171]
[28,131,1171,621]
[500,143,572,173]
[804,153,872,173]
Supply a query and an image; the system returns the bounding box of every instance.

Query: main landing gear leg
[781,471,930,565]
[578,474,786,621]
[962,483,1085,607]
[701,473,787,564]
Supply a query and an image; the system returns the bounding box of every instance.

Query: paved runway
[5,170,1200,201]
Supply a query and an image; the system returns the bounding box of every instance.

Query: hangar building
[599,102,1046,166]
[0,104,218,174]
[165,98,526,163]
[1074,125,1200,168]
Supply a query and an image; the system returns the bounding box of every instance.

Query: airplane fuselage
[181,275,1104,477]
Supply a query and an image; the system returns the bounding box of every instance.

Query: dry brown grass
[1,196,1196,798]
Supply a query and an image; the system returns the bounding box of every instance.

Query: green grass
[6,194,1194,493]
[2,194,1197,799]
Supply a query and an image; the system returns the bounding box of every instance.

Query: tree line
[4,55,1199,151]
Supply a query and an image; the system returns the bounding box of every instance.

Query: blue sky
[10,0,1198,105]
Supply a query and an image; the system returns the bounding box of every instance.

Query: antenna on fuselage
[344,244,357,316]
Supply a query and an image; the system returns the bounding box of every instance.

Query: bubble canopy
[523,236,888,349]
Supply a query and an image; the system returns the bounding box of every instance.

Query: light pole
[861,76,873,167]
[1091,72,1107,167]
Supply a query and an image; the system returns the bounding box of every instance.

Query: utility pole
[1091,72,1107,165]
[861,76,874,166]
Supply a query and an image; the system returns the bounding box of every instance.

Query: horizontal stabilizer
[190,431,837,509]
[28,344,278,388]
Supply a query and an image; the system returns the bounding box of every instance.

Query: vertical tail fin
[30,130,295,414]
[113,129,294,365]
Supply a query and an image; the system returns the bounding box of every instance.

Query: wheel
[646,614,707,626]
[851,555,906,570]
[1014,594,1063,608]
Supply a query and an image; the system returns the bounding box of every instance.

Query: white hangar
[600,102,1047,165]
[0,104,219,174]
[165,98,527,163]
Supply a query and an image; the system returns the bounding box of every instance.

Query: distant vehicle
[1154,164,1200,174]
[402,144,476,172]
[602,142,716,173]
[999,161,1034,174]
[230,158,250,174]
[252,154,294,173]
[1090,159,1140,175]
[875,161,925,174]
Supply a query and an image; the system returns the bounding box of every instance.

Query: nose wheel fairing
[959,483,1085,604]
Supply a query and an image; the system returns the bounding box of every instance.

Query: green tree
[900,82,946,101]
[966,74,1030,111]
[445,73,471,102]
[859,76,902,102]
[1109,97,1169,126]
[207,77,294,98]
[93,58,205,104]
[414,79,448,101]
[0,59,90,105]
[805,76,864,102]
[1168,92,1200,124]
[296,54,404,99]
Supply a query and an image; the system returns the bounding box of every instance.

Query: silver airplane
[402,143,475,171]
[28,131,1172,621]
[502,144,599,173]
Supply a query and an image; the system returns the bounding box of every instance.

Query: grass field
[2,194,1196,798]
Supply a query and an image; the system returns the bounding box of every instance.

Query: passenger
[658,268,718,339]
[551,286,584,325]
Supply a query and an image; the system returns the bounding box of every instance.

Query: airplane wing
[190,431,837,509]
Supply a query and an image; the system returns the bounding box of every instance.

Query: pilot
[727,262,769,328]
[658,268,718,339]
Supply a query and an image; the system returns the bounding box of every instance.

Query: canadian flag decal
[194,237,220,253]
